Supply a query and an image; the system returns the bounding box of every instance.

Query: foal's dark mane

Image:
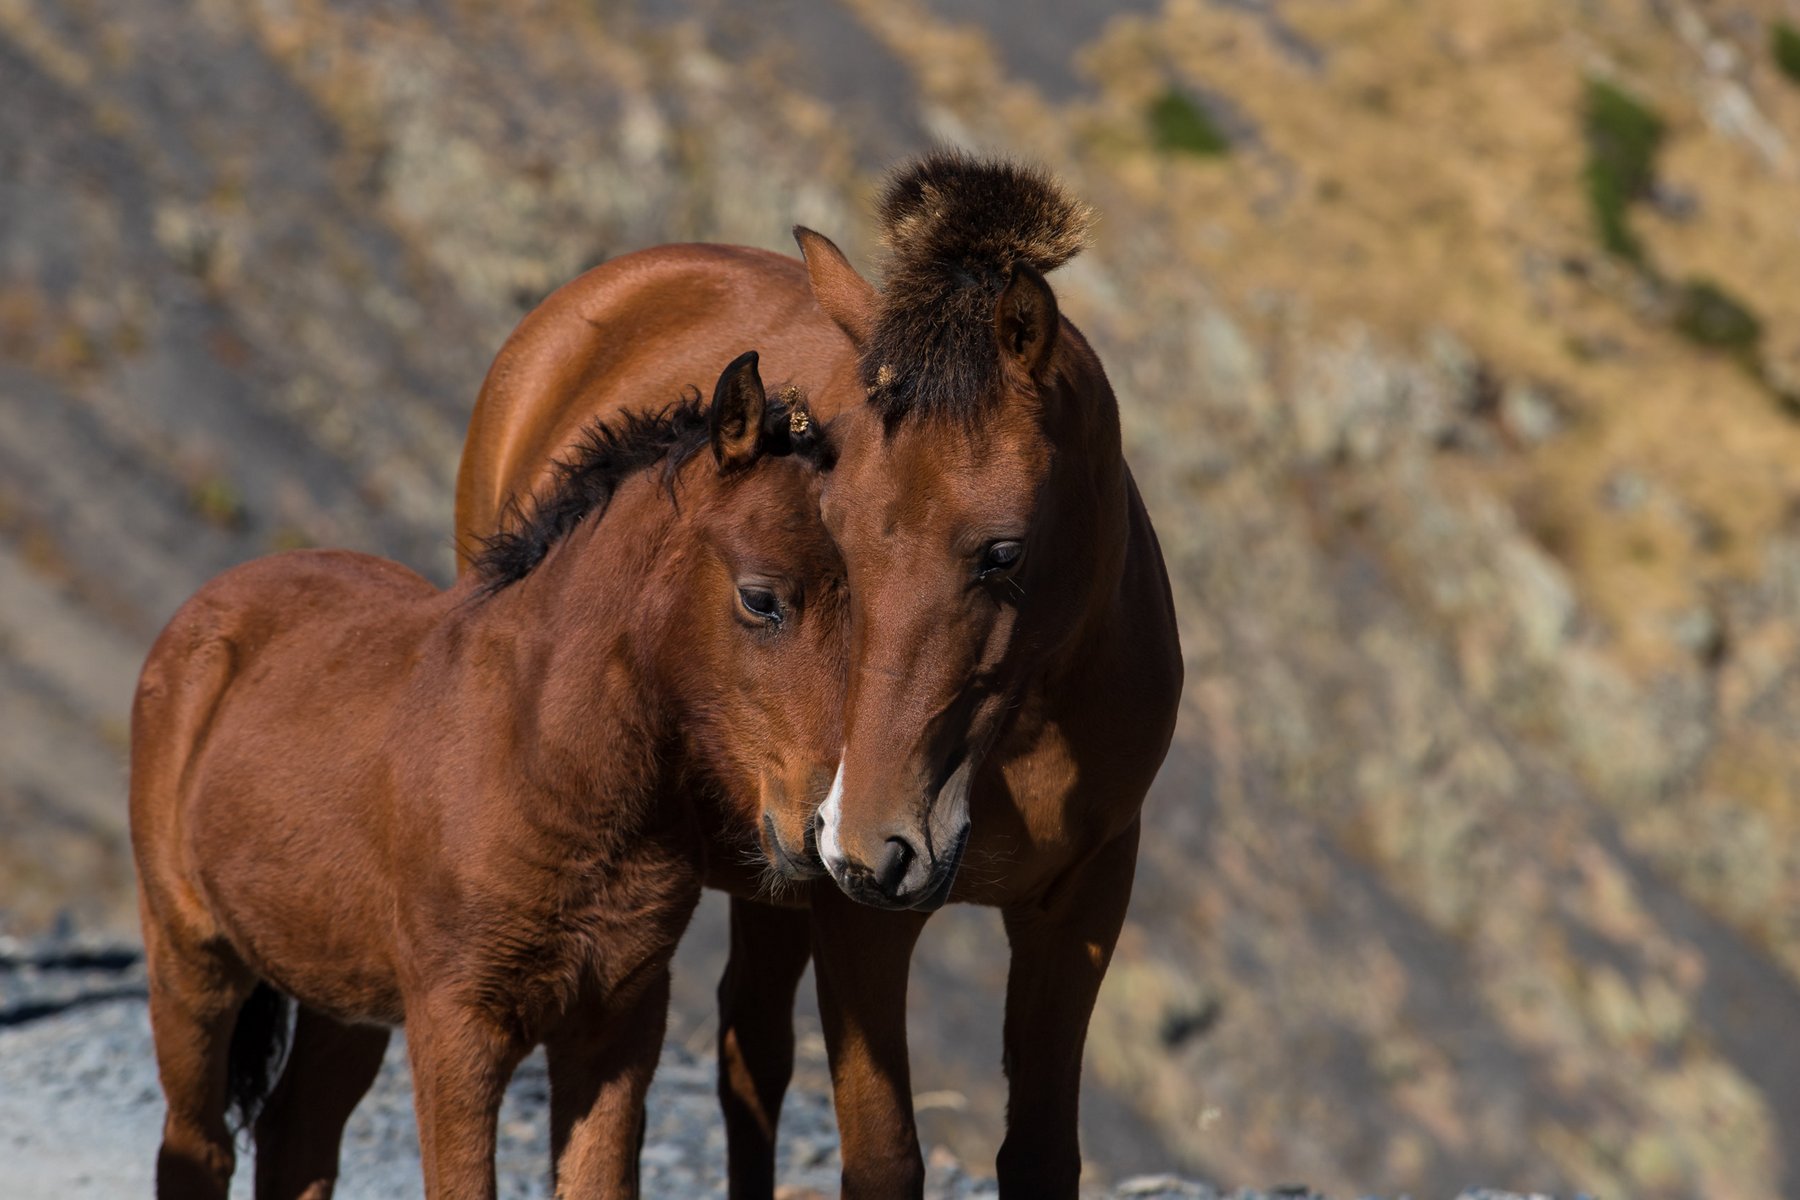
[861,152,1093,424]
[472,385,826,594]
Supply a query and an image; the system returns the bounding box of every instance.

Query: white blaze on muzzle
[818,756,847,878]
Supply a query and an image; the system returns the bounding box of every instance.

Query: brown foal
[131,353,846,1199]
[456,154,1183,1198]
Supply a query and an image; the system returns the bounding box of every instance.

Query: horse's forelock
[863,153,1089,423]
[875,151,1093,277]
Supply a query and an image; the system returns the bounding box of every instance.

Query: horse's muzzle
[826,820,968,911]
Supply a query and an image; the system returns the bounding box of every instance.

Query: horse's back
[135,549,431,723]
[130,550,434,955]
[454,242,860,567]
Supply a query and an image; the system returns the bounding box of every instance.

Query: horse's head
[473,352,845,884]
[654,352,847,884]
[794,155,1104,910]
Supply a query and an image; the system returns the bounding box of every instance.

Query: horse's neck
[1042,353,1132,661]
[455,482,676,804]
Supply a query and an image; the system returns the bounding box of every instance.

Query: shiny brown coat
[131,358,847,1199]
[455,211,1183,1197]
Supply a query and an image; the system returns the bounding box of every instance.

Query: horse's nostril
[873,836,917,900]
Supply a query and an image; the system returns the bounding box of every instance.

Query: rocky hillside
[4,1,1800,1197]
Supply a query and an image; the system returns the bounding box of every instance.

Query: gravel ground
[0,937,1555,1200]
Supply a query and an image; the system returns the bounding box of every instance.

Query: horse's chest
[449,840,700,1024]
[959,725,1106,905]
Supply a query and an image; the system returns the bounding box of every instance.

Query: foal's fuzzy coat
[131,354,844,1199]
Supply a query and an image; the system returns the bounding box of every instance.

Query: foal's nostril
[873,836,917,900]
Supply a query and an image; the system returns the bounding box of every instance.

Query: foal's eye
[737,586,782,623]
[978,540,1025,579]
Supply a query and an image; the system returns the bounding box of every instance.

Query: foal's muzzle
[762,812,826,881]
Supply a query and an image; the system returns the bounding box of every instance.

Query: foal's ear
[711,350,769,470]
[993,262,1060,381]
[794,226,876,347]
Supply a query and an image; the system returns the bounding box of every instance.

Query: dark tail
[226,983,292,1135]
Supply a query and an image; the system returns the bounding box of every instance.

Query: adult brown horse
[456,154,1183,1198]
[131,354,845,1199]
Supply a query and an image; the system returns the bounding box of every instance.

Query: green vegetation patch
[1581,77,1665,262]
[1672,278,1762,358]
[1666,278,1799,421]
[189,476,247,530]
[1774,21,1800,85]
[1149,88,1229,158]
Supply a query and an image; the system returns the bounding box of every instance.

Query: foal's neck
[455,477,679,808]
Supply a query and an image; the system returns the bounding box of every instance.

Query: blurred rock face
[3,2,1800,1197]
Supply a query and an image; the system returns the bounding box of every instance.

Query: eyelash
[977,540,1025,579]
[738,586,783,624]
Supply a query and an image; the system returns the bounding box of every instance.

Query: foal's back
[131,549,445,1018]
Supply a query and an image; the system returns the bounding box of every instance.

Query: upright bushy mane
[863,152,1093,421]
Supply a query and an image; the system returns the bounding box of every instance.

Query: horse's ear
[794,226,876,347]
[993,262,1059,381]
[710,350,768,470]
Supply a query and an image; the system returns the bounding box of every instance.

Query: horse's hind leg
[253,1006,390,1200]
[144,924,254,1199]
[716,897,812,1200]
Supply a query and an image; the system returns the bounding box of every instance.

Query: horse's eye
[738,586,782,623]
[979,540,1025,578]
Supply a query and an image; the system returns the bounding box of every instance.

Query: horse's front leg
[404,999,523,1200]
[717,896,813,1200]
[809,886,930,1200]
[543,964,672,1199]
[995,818,1140,1198]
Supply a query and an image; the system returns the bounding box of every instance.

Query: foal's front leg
[405,999,525,1200]
[995,819,1140,1198]
[717,896,813,1200]
[810,887,930,1200]
[544,964,672,1198]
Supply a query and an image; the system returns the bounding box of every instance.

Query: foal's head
[475,352,845,882]
[794,154,1102,910]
